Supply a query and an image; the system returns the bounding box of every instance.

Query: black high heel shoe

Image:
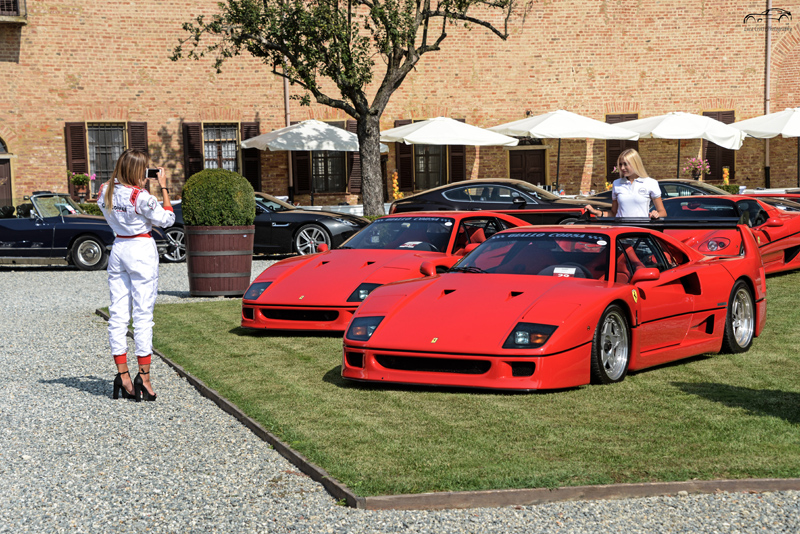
[134,371,157,402]
[113,371,137,400]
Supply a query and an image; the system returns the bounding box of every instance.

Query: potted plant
[182,168,256,297]
[681,158,710,180]
[69,171,95,201]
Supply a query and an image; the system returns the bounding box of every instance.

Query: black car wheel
[71,235,108,271]
[162,227,186,263]
[590,304,630,384]
[294,224,331,255]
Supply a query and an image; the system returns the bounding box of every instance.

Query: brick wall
[1,0,799,207]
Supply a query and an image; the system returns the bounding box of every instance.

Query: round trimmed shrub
[182,169,256,226]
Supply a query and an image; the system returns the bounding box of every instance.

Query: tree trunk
[357,114,385,216]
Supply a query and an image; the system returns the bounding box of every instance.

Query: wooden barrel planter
[185,225,255,297]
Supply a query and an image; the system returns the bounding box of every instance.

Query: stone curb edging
[96,308,800,511]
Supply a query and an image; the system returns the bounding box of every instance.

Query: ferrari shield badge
[431,337,438,343]
[299,295,305,300]
[632,289,638,303]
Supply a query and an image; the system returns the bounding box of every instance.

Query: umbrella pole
[555,138,561,192]
[676,140,681,179]
[797,137,799,188]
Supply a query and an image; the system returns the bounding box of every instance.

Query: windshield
[341,216,455,251]
[32,194,85,218]
[663,197,739,218]
[453,231,610,279]
[255,194,294,212]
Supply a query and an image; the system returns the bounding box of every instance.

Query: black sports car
[580,179,733,203]
[0,191,168,270]
[388,178,611,225]
[162,192,369,262]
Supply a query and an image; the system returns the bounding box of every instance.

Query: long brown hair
[103,149,149,208]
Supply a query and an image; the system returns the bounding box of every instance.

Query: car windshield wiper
[449,266,487,273]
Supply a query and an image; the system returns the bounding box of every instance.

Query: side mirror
[317,243,329,253]
[630,267,660,284]
[419,261,436,277]
[512,196,526,206]
[764,217,784,228]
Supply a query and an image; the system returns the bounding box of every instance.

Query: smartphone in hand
[146,168,159,179]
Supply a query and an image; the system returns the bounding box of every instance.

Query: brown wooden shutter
[182,122,204,182]
[292,151,311,194]
[702,111,735,182]
[240,122,261,191]
[346,120,362,194]
[128,122,149,155]
[448,118,466,183]
[395,119,413,191]
[509,151,524,181]
[65,122,87,199]
[606,114,639,180]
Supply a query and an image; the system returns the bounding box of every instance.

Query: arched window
[0,137,7,154]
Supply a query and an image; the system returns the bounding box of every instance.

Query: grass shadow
[673,381,800,425]
[229,326,342,339]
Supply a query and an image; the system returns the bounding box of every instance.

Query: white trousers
[107,238,159,357]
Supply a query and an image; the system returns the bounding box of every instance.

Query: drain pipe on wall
[764,0,772,188]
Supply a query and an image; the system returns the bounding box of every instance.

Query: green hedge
[80,203,103,216]
[181,169,256,226]
[718,184,742,195]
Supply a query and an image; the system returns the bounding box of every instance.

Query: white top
[611,176,661,218]
[98,181,175,237]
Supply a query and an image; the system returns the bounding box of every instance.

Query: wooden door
[509,150,546,185]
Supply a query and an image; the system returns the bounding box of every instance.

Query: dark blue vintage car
[0,191,168,270]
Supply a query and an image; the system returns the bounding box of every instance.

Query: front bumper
[340,344,591,391]
[242,303,360,332]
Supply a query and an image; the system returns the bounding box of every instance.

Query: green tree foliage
[172,0,528,215]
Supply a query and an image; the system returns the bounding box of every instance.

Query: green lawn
[153,271,800,497]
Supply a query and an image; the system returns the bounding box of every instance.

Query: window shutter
[509,151,524,181]
[65,122,88,174]
[182,122,204,181]
[606,114,638,180]
[292,151,311,194]
[346,120,362,194]
[448,118,466,183]
[128,122,149,156]
[702,111,735,182]
[240,122,261,191]
[395,119,413,191]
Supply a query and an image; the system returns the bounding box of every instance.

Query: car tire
[161,227,186,263]
[721,280,755,354]
[590,304,630,384]
[294,224,331,255]
[71,235,108,271]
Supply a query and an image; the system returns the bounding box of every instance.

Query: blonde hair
[103,149,149,208]
[617,149,649,179]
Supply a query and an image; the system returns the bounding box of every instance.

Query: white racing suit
[98,181,175,364]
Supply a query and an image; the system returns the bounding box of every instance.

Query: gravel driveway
[1,260,798,533]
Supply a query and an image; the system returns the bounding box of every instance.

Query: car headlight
[699,238,731,253]
[502,323,557,349]
[346,316,384,341]
[334,217,360,227]
[243,282,272,301]
[346,283,382,302]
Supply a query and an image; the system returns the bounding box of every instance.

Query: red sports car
[342,224,766,391]
[241,212,529,332]
[662,195,800,274]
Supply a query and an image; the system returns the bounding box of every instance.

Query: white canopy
[241,119,388,152]
[616,112,746,150]
[380,116,519,147]
[732,108,800,187]
[731,108,800,139]
[488,109,639,140]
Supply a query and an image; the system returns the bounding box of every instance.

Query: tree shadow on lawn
[673,382,800,425]
[322,365,582,395]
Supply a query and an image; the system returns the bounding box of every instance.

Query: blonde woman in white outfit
[98,149,175,401]
[585,149,667,219]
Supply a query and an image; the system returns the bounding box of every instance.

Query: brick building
[1,1,799,209]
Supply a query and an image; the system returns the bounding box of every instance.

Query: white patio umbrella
[488,109,639,189]
[617,112,747,178]
[380,116,519,147]
[732,108,800,187]
[241,119,389,153]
